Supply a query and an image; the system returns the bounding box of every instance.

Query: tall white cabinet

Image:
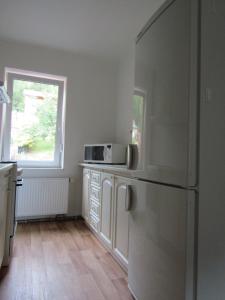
[82,167,130,270]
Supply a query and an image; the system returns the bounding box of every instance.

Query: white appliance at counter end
[84,143,126,164]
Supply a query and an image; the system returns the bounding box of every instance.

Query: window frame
[3,68,66,169]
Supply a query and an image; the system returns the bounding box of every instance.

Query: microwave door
[93,146,104,161]
[84,146,92,161]
[84,146,105,162]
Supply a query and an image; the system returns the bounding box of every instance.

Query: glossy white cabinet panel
[128,179,196,300]
[100,173,114,248]
[133,0,198,187]
[113,176,130,268]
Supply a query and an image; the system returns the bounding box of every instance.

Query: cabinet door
[100,173,114,248]
[128,179,196,300]
[0,175,9,267]
[113,176,130,268]
[82,168,90,222]
[133,0,197,187]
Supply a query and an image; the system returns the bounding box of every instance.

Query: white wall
[115,44,135,145]
[0,39,118,216]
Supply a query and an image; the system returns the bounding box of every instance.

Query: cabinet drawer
[89,213,99,232]
[90,171,101,187]
[90,199,100,217]
[89,185,101,202]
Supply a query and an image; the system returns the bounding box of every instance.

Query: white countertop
[79,163,133,178]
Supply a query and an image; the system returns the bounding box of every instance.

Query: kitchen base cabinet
[82,168,90,223]
[100,173,114,249]
[113,176,130,269]
[81,167,130,271]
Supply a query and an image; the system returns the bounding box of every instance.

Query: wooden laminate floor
[0,220,133,300]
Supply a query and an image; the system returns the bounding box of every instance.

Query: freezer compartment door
[128,180,196,300]
[132,0,198,187]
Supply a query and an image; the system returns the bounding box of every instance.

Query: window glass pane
[132,93,144,150]
[10,79,59,162]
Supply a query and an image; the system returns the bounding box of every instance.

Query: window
[3,68,66,168]
[131,89,145,166]
[132,89,145,148]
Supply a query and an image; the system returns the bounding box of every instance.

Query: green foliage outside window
[11,80,58,160]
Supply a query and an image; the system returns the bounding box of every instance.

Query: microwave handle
[104,146,108,162]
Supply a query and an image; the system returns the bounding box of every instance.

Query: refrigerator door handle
[125,185,132,211]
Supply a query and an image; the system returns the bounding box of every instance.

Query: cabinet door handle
[125,185,132,211]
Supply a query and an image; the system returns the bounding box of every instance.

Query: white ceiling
[0,0,165,60]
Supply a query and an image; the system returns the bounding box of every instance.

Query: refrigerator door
[128,179,196,300]
[131,0,198,187]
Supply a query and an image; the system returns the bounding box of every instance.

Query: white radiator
[16,178,69,218]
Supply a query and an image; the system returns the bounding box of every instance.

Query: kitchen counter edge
[79,163,133,178]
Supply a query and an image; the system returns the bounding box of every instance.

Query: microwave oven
[84,144,126,164]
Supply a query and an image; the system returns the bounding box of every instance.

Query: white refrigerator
[127,0,199,299]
